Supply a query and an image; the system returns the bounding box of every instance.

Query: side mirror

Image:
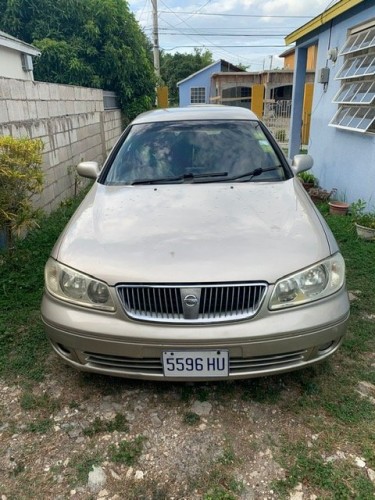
[291,154,314,175]
[77,161,101,179]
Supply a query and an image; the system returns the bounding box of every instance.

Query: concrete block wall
[0,77,123,213]
[103,109,123,154]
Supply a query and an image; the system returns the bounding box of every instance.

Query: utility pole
[151,0,160,78]
[269,55,273,70]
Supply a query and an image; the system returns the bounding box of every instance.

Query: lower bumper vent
[84,349,307,376]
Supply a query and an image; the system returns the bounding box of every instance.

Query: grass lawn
[0,196,374,498]
[0,195,85,381]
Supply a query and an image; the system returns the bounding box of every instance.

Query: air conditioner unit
[21,53,33,72]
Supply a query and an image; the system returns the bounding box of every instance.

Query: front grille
[84,349,307,375]
[116,283,267,323]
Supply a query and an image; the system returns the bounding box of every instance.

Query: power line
[324,0,340,9]
[157,5,205,46]
[158,10,314,18]
[144,26,300,32]
[159,26,299,30]
[153,1,292,66]
[157,0,255,65]
[174,0,212,26]
[164,45,290,50]
[136,0,148,23]
[152,33,289,37]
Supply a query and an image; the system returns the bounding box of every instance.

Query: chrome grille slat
[152,288,157,318]
[219,287,224,316]
[132,288,136,314]
[230,351,306,372]
[230,286,235,315]
[165,289,169,317]
[116,283,267,324]
[224,287,229,317]
[136,288,141,315]
[87,355,161,366]
[142,288,146,316]
[247,286,251,311]
[230,351,306,364]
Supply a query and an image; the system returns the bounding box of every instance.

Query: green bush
[0,136,44,245]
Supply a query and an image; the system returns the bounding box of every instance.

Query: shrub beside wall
[0,136,44,247]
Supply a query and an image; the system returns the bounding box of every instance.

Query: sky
[127,0,339,70]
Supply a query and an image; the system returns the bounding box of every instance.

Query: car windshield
[103,120,287,185]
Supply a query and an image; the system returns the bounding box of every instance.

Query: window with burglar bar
[330,21,375,134]
[190,87,206,104]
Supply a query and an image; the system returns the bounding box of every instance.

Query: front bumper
[41,286,350,381]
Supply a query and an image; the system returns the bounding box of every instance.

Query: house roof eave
[177,60,221,86]
[279,47,295,58]
[177,59,245,86]
[285,0,364,45]
[0,30,41,56]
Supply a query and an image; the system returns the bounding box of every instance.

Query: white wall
[0,46,34,80]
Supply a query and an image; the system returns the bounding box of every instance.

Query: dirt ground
[0,352,372,500]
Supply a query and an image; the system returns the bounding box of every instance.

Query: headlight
[45,258,115,311]
[269,253,345,310]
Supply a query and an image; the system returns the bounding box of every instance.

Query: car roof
[132,105,259,124]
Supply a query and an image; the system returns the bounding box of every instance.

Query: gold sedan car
[41,106,349,381]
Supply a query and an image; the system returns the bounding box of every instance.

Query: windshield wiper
[131,172,228,185]
[215,166,282,183]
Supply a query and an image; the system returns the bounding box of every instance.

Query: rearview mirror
[77,161,101,179]
[291,154,314,175]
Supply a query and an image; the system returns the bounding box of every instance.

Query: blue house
[177,60,244,107]
[287,0,375,204]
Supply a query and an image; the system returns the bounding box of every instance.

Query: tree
[0,0,156,119]
[160,48,213,105]
[236,63,250,71]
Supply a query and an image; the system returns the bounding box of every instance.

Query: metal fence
[262,100,292,144]
[103,91,120,110]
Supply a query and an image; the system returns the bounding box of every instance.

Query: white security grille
[331,22,375,134]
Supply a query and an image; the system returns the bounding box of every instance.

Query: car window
[103,120,286,185]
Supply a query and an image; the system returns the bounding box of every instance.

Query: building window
[190,87,206,104]
[330,21,375,133]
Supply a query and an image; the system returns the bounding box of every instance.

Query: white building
[0,30,41,81]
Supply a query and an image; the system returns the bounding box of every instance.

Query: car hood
[54,180,331,285]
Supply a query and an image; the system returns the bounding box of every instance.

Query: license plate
[162,350,229,377]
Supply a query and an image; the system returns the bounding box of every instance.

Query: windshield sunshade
[103,120,286,185]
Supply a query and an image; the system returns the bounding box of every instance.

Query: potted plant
[308,187,336,204]
[350,200,375,241]
[328,194,350,216]
[298,171,317,192]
